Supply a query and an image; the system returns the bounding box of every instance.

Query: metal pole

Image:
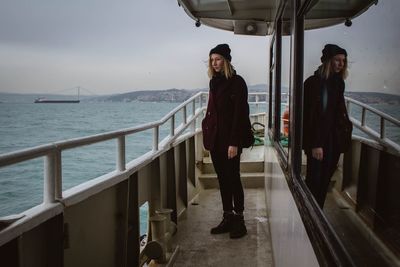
[44,152,56,204]
[256,94,259,114]
[380,117,385,139]
[170,115,175,137]
[191,100,196,132]
[292,3,304,177]
[361,108,366,126]
[153,126,159,151]
[117,136,126,172]
[54,150,62,200]
[183,106,187,124]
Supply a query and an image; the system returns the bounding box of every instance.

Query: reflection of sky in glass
[304,0,400,95]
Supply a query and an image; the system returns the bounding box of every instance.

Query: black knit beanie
[321,44,347,62]
[209,44,232,61]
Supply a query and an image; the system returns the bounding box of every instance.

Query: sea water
[0,101,399,235]
[0,101,179,235]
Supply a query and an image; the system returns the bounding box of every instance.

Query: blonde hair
[317,57,348,80]
[207,56,235,79]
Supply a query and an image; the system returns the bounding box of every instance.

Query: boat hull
[34,100,80,103]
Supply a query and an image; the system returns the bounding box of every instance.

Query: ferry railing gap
[0,92,398,230]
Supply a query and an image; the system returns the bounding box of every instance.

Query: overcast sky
[0,0,399,95]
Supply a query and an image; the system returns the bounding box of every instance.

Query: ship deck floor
[171,188,273,267]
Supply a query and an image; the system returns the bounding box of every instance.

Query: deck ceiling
[177,0,378,36]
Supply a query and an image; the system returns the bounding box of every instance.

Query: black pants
[305,136,341,208]
[210,150,244,213]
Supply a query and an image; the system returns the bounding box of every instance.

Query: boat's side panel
[0,214,64,267]
[341,138,400,257]
[265,145,319,267]
[64,182,128,267]
[175,142,188,218]
[186,136,200,203]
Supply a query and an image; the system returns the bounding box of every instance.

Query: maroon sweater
[202,73,250,152]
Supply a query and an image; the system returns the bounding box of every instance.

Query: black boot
[230,214,247,239]
[211,212,233,234]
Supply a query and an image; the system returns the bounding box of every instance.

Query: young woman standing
[202,44,251,238]
[303,44,351,208]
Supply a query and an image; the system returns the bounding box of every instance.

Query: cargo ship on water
[34,98,80,103]
[34,87,80,103]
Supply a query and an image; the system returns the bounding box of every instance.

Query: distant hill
[86,86,398,104]
[1,87,398,105]
[83,84,268,103]
[93,88,199,103]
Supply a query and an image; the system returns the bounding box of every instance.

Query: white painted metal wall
[264,144,320,267]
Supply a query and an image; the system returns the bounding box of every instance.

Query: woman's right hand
[312,147,323,161]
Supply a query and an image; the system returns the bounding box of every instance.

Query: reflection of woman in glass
[303,44,349,208]
[201,44,250,238]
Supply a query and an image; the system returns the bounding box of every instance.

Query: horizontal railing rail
[3,92,397,221]
[0,92,208,209]
[0,91,268,220]
[345,97,400,153]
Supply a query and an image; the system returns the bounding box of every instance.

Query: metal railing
[345,97,400,153]
[0,91,269,219]
[6,92,398,218]
[0,92,209,208]
[248,92,269,114]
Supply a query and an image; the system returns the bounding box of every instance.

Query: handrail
[345,97,400,153]
[0,93,212,165]
[2,92,397,217]
[0,91,269,216]
[0,92,207,207]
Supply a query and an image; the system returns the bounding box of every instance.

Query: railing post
[380,117,385,139]
[361,108,366,126]
[117,136,126,172]
[256,94,259,114]
[170,115,175,137]
[199,94,203,108]
[55,150,62,200]
[183,105,187,124]
[153,126,159,151]
[44,152,56,204]
[191,100,196,133]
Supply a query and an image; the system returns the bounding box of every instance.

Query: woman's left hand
[228,146,238,159]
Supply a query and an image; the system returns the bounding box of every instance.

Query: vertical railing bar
[54,150,62,200]
[170,114,175,137]
[190,100,196,133]
[380,117,385,139]
[256,94,259,114]
[346,100,351,120]
[153,126,159,151]
[183,105,187,125]
[361,107,366,127]
[117,136,126,172]
[44,152,56,204]
[192,99,196,117]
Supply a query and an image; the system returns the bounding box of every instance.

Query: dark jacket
[303,72,346,152]
[202,73,250,152]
